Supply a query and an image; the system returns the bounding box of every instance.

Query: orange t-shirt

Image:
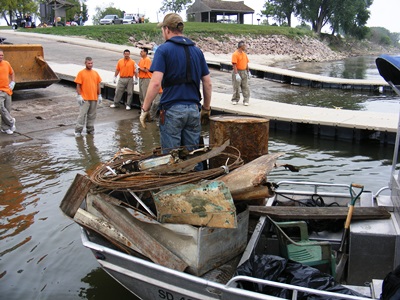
[116,58,136,77]
[74,69,102,101]
[0,60,14,95]
[138,56,152,79]
[232,50,249,71]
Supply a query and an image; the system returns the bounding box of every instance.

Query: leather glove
[76,95,84,106]
[200,106,211,125]
[235,73,241,82]
[9,81,15,90]
[113,76,117,84]
[134,77,138,85]
[140,109,149,129]
[97,94,102,104]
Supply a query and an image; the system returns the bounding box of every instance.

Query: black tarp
[236,254,365,300]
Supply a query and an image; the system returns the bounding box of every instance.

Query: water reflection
[80,268,136,299]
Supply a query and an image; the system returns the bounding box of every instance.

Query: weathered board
[249,206,391,220]
[219,152,284,201]
[91,193,188,272]
[59,173,94,218]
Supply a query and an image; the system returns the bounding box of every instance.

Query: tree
[1,0,38,26]
[160,0,192,14]
[296,0,372,38]
[262,0,299,27]
[92,4,124,25]
[64,0,89,23]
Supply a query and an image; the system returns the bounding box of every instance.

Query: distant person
[74,57,102,137]
[25,13,32,27]
[231,40,250,106]
[79,13,83,26]
[138,48,151,107]
[140,13,212,165]
[0,49,16,135]
[138,47,162,121]
[110,49,137,110]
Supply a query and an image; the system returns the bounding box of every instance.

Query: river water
[1,54,399,299]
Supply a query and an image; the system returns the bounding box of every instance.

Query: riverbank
[131,34,400,65]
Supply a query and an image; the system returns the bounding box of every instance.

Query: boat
[61,55,400,300]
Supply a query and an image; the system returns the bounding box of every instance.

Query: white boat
[68,55,400,300]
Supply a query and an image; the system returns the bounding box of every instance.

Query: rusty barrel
[209,115,269,166]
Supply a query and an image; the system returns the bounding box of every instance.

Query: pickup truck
[99,15,123,25]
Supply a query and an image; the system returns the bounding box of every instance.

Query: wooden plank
[91,193,188,272]
[248,206,391,220]
[219,152,284,201]
[74,208,141,253]
[59,173,94,218]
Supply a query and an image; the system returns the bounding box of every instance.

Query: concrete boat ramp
[49,61,397,144]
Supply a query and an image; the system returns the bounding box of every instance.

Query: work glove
[140,109,149,129]
[248,71,252,79]
[135,63,139,75]
[9,81,15,90]
[200,106,211,125]
[97,94,102,104]
[134,77,138,85]
[235,73,241,82]
[113,76,117,84]
[76,95,84,106]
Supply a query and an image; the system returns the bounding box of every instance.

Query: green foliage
[65,0,89,23]
[370,27,400,46]
[1,0,38,25]
[22,22,314,45]
[160,0,192,13]
[262,0,298,27]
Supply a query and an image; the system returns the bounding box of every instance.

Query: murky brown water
[0,116,395,299]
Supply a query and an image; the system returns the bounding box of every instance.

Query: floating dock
[49,61,397,145]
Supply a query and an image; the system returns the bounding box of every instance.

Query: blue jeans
[160,103,201,151]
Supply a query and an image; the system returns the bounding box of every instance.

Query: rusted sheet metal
[59,173,94,219]
[209,115,269,165]
[148,140,230,174]
[153,181,237,228]
[219,152,284,201]
[1,44,59,90]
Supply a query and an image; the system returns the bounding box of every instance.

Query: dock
[49,61,398,145]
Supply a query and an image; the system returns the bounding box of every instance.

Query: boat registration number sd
[158,289,193,300]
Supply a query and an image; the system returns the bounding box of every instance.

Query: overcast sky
[85,0,400,33]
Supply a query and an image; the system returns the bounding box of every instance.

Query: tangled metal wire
[90,145,243,192]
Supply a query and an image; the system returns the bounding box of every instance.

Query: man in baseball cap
[157,13,184,31]
[141,13,212,171]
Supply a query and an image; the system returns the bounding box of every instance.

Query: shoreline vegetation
[16,22,400,64]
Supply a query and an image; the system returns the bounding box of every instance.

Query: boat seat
[267,216,336,277]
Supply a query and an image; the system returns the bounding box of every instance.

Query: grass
[15,22,314,46]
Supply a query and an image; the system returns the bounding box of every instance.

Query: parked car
[99,15,123,25]
[123,15,136,24]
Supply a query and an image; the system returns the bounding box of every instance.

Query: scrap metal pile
[89,140,244,192]
[60,140,285,274]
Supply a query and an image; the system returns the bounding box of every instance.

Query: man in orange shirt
[110,49,137,110]
[138,48,162,121]
[0,49,16,135]
[231,41,250,106]
[74,57,102,137]
[138,48,152,106]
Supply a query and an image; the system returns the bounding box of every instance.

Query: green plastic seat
[268,216,336,277]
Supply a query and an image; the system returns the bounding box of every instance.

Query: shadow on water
[80,268,136,299]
